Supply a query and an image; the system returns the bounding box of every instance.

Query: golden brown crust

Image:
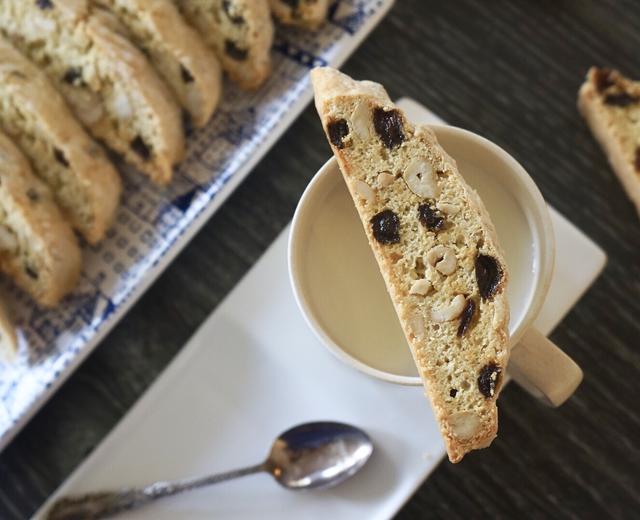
[0,295,17,362]
[312,67,510,463]
[578,67,640,216]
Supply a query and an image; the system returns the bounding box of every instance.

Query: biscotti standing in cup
[177,0,273,90]
[0,131,82,308]
[0,37,121,244]
[0,0,184,185]
[95,0,223,129]
[579,67,640,217]
[311,67,510,463]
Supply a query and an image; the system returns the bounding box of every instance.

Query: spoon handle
[46,463,265,520]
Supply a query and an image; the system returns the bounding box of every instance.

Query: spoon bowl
[267,421,374,490]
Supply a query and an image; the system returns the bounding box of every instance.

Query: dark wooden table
[2,1,639,518]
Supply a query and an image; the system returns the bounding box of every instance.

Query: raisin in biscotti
[0,0,184,185]
[579,67,640,216]
[311,68,510,463]
[0,297,17,361]
[95,0,222,129]
[177,0,273,90]
[269,0,329,30]
[0,131,81,308]
[0,37,121,244]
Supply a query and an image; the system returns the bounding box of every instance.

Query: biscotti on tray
[0,0,184,185]
[0,131,81,308]
[311,67,510,462]
[95,0,223,129]
[0,36,121,244]
[579,67,640,217]
[177,0,273,90]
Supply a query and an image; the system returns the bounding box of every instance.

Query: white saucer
[33,100,606,520]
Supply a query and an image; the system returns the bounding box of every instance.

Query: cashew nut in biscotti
[432,294,466,322]
[426,245,457,275]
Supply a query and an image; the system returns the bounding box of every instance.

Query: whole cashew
[426,245,457,275]
[432,294,466,322]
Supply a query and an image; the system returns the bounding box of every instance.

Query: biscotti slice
[0,296,17,362]
[0,131,81,308]
[177,0,273,90]
[0,37,120,244]
[269,0,329,29]
[95,0,222,129]
[579,67,640,216]
[311,68,510,463]
[0,0,184,185]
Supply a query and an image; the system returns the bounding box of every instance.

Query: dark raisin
[373,107,405,149]
[635,147,640,172]
[604,92,639,107]
[478,363,502,398]
[180,64,194,83]
[62,67,82,85]
[182,110,194,137]
[53,148,69,167]
[36,0,54,9]
[475,254,504,301]
[26,188,40,202]
[457,298,476,337]
[222,0,245,25]
[224,39,248,61]
[25,264,39,280]
[594,68,615,93]
[370,209,400,244]
[130,136,151,161]
[418,203,445,232]
[449,388,458,398]
[327,119,349,149]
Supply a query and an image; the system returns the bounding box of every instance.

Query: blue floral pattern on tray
[0,0,393,449]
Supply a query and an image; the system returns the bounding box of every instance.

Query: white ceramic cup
[288,125,582,407]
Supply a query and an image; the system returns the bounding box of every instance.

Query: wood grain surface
[1,1,639,518]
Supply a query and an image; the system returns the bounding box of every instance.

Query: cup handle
[508,328,583,407]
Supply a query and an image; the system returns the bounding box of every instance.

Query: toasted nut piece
[409,278,431,296]
[426,245,457,275]
[353,180,376,204]
[377,171,395,188]
[432,294,466,322]
[0,225,18,253]
[404,157,439,198]
[350,101,371,140]
[408,312,425,339]
[449,411,481,440]
[436,201,460,216]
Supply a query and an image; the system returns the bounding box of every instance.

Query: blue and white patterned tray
[0,0,394,451]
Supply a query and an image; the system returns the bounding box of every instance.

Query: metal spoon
[47,421,373,519]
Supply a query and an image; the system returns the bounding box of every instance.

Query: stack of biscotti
[270,0,329,29]
[311,67,510,463]
[579,67,640,217]
[0,0,184,184]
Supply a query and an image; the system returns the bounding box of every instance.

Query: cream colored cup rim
[288,125,555,385]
